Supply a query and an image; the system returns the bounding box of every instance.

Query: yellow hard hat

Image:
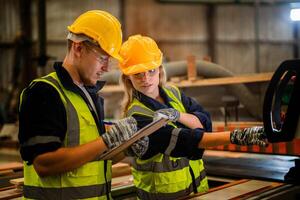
[68,10,123,61]
[119,35,162,75]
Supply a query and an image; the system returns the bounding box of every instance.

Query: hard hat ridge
[67,10,123,61]
[119,34,163,75]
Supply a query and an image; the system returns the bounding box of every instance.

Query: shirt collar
[133,86,175,110]
[54,62,106,93]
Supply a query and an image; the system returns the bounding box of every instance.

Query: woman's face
[129,68,160,97]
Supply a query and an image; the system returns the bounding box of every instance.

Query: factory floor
[1,148,300,200]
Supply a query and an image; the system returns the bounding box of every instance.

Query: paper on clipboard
[98,117,169,160]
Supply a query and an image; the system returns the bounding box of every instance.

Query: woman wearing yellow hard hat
[119,34,268,199]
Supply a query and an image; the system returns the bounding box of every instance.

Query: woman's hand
[230,126,268,147]
[153,108,180,122]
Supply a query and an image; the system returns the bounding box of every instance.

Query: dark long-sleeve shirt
[130,87,212,160]
[18,62,106,165]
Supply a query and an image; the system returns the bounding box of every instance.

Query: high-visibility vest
[126,85,208,200]
[19,72,112,200]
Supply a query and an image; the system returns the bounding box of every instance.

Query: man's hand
[102,117,138,150]
[230,126,268,147]
[153,108,180,122]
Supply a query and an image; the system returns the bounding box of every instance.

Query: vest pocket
[79,111,97,126]
[78,111,99,144]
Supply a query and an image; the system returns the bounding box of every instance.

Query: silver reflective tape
[164,128,181,156]
[43,76,80,147]
[23,182,111,199]
[22,136,61,147]
[132,156,189,172]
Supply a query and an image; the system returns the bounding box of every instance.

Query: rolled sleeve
[181,91,212,132]
[171,128,205,160]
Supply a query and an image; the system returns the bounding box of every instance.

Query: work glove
[230,126,268,147]
[102,117,138,150]
[153,108,180,122]
[128,137,150,158]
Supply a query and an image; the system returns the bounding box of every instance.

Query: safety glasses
[83,41,110,65]
[133,69,158,79]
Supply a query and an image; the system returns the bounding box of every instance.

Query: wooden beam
[187,55,197,81]
[0,162,23,172]
[100,72,273,93]
[175,72,273,88]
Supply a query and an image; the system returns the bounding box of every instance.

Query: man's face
[78,42,111,86]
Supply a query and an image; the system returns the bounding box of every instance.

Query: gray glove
[128,137,150,158]
[102,117,138,150]
[230,126,268,147]
[153,108,180,122]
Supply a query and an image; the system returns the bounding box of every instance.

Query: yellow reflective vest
[126,85,208,200]
[20,72,112,200]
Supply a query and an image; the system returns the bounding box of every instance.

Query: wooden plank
[0,188,22,200]
[0,186,16,192]
[98,118,169,160]
[186,180,283,200]
[0,162,22,172]
[9,178,24,186]
[177,72,273,88]
[111,175,133,188]
[112,163,131,178]
[101,72,273,93]
[187,55,197,81]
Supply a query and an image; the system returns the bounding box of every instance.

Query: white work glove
[153,108,180,122]
[102,117,138,150]
[230,126,268,147]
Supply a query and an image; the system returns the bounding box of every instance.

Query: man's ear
[72,42,83,58]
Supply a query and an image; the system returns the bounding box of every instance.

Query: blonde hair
[120,65,167,117]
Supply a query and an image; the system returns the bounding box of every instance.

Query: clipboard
[98,117,169,160]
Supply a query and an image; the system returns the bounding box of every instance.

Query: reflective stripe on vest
[164,128,181,156]
[24,183,111,200]
[44,76,80,147]
[127,86,208,198]
[136,170,207,200]
[132,156,189,172]
[21,136,61,147]
[21,73,111,200]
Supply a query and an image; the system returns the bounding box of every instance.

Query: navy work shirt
[131,87,212,160]
[18,62,106,165]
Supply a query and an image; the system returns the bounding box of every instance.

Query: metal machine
[263,59,300,184]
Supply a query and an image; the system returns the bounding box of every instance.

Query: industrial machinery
[190,59,300,199]
[263,59,300,184]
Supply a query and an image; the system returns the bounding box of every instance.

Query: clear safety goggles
[133,68,158,79]
[67,32,111,65]
[83,41,110,65]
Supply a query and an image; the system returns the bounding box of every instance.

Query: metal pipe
[102,60,261,119]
